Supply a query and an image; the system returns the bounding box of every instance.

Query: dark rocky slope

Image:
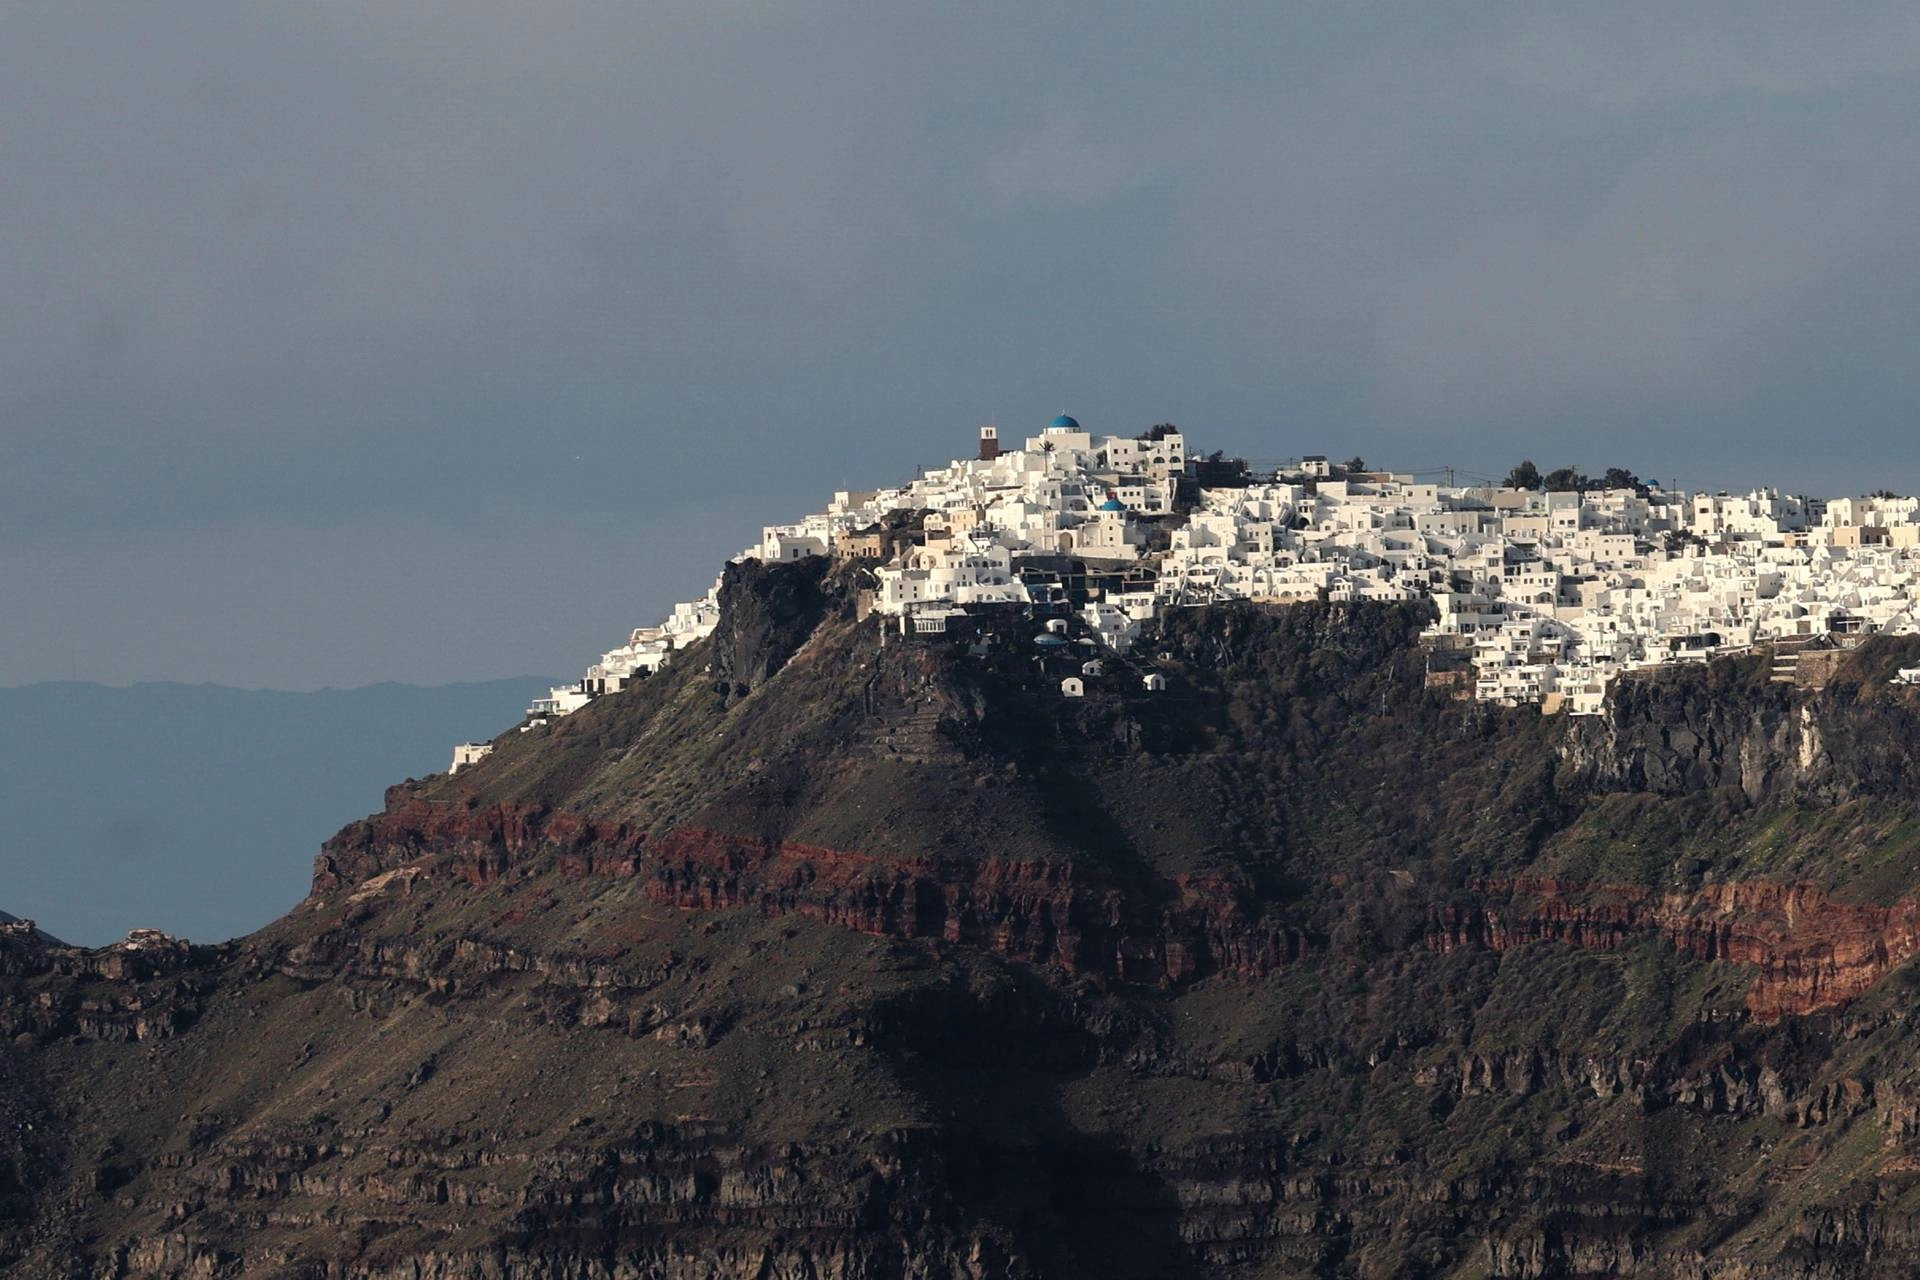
[11,561,1920,1277]
[0,912,64,945]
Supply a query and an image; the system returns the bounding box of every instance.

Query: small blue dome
[1049,414,1081,431]
[1099,498,1125,512]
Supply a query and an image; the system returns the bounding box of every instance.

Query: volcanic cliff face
[12,562,1920,1278]
[706,555,839,703]
[1560,653,1920,804]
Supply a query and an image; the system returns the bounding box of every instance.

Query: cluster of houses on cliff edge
[451,414,1920,771]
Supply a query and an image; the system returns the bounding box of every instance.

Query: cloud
[1484,6,1920,108]
[3,3,1919,683]
[983,116,1144,208]
[1370,121,1915,418]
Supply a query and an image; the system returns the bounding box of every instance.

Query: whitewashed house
[449,742,494,773]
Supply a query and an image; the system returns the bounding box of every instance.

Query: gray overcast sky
[5,2,1918,688]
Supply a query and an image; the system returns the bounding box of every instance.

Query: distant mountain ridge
[0,678,550,945]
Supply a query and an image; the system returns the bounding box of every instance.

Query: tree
[1543,466,1586,492]
[1598,466,1652,497]
[1600,466,1640,492]
[1505,460,1542,490]
[1342,456,1367,473]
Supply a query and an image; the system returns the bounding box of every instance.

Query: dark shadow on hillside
[868,962,1202,1278]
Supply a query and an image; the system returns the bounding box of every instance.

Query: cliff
[1560,641,1920,805]
[12,563,1920,1277]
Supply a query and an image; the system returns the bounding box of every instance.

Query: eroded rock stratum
[14,565,1920,1277]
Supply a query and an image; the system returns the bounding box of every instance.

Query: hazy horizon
[0,677,553,944]
[0,675,562,695]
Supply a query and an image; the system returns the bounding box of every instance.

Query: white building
[502,410,1920,734]
[449,742,494,774]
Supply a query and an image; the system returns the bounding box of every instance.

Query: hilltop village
[455,416,1920,770]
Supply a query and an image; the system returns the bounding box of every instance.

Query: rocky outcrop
[0,914,63,947]
[1428,877,1920,1018]
[325,795,1920,1020]
[315,807,1306,988]
[311,797,650,892]
[0,926,216,1044]
[76,1124,1047,1280]
[1562,645,1920,804]
[707,556,843,702]
[642,828,1307,986]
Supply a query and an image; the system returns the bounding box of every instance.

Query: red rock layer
[312,803,1305,987]
[1428,877,1920,1019]
[320,804,1920,1013]
[312,798,649,892]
